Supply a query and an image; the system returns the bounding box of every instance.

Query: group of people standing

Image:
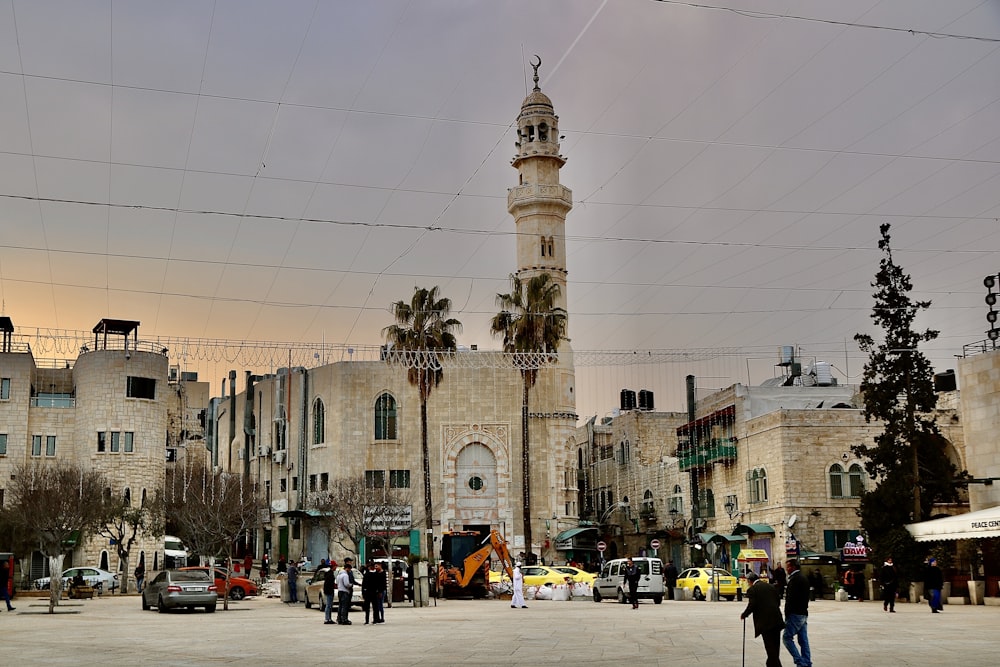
[321,559,388,626]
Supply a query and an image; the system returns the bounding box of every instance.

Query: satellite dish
[787,514,798,528]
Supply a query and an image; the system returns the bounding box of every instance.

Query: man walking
[624,557,641,609]
[880,558,898,613]
[740,571,784,667]
[510,562,527,608]
[0,560,15,612]
[664,559,678,601]
[924,558,943,613]
[782,559,811,667]
[336,561,355,624]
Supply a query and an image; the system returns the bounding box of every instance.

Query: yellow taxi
[676,567,739,601]
[489,565,570,587]
[550,565,596,585]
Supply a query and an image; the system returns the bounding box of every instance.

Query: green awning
[554,527,597,542]
[281,509,330,519]
[733,523,774,535]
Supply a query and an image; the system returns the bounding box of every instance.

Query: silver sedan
[142,569,218,613]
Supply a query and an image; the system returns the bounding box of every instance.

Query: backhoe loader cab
[437,530,513,599]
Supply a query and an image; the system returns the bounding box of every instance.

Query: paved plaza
[3,592,997,666]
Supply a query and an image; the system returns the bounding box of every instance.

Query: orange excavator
[436,529,514,599]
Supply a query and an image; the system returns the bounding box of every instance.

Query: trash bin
[392,577,405,603]
[673,587,684,601]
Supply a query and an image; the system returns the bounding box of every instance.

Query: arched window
[123,488,131,506]
[829,464,845,498]
[141,488,147,507]
[312,398,325,445]
[749,468,768,504]
[641,489,655,517]
[848,464,865,497]
[375,393,397,440]
[699,488,716,518]
[540,236,547,257]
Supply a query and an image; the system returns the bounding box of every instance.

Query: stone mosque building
[210,62,579,565]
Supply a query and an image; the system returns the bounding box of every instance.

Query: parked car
[179,566,258,600]
[551,565,596,585]
[593,557,664,604]
[675,567,739,601]
[142,569,218,613]
[303,567,363,611]
[488,565,571,587]
[34,566,119,593]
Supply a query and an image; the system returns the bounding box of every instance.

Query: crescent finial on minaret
[530,55,541,91]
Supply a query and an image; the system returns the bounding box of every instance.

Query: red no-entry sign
[650,539,661,550]
[597,541,607,552]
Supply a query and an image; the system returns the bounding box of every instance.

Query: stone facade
[213,356,577,564]
[578,380,966,570]
[958,349,1000,510]
[0,325,185,584]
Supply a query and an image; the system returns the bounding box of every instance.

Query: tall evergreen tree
[853,223,966,581]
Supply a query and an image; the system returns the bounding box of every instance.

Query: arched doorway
[455,443,498,524]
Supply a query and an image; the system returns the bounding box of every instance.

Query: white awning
[905,505,1000,542]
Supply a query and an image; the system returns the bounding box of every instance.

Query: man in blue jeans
[783,559,811,667]
[323,566,337,624]
[336,561,355,624]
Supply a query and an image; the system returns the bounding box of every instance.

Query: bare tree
[4,463,108,613]
[166,462,264,610]
[96,488,165,594]
[307,476,416,560]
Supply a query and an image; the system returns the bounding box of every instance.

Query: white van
[163,535,189,568]
[593,557,664,604]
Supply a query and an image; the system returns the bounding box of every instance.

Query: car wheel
[229,586,246,601]
[205,604,216,613]
[693,586,704,601]
[654,595,663,604]
[617,589,627,604]
[725,596,735,601]
[593,588,603,603]
[141,593,150,611]
[319,595,326,612]
[304,591,312,609]
[157,595,167,613]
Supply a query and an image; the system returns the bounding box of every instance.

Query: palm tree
[383,286,462,561]
[490,273,567,563]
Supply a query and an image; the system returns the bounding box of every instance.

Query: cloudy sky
[2,0,1000,409]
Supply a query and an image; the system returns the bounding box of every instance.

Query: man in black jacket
[782,559,811,667]
[663,560,678,601]
[741,571,784,667]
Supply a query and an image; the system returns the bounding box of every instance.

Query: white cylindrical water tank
[815,361,833,386]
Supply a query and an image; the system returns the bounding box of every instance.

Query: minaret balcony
[507,183,572,211]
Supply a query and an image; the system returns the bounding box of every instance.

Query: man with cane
[740,571,784,667]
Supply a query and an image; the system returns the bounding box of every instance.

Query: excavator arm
[456,530,514,588]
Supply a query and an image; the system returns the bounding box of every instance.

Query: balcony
[677,437,737,471]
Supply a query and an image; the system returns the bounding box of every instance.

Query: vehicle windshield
[164,538,186,552]
[171,570,210,582]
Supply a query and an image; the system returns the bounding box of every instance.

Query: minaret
[508,56,572,314]
[507,57,577,564]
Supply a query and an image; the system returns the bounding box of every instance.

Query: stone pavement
[3,593,997,666]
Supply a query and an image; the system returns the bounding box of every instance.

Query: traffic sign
[650,539,661,549]
[596,541,607,552]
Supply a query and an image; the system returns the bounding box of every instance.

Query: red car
[180,566,258,600]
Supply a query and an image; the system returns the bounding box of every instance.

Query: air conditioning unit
[258,445,271,458]
[272,450,285,465]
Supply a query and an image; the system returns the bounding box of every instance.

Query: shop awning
[733,523,775,535]
[696,532,745,544]
[281,509,330,519]
[554,527,597,542]
[905,505,1000,542]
